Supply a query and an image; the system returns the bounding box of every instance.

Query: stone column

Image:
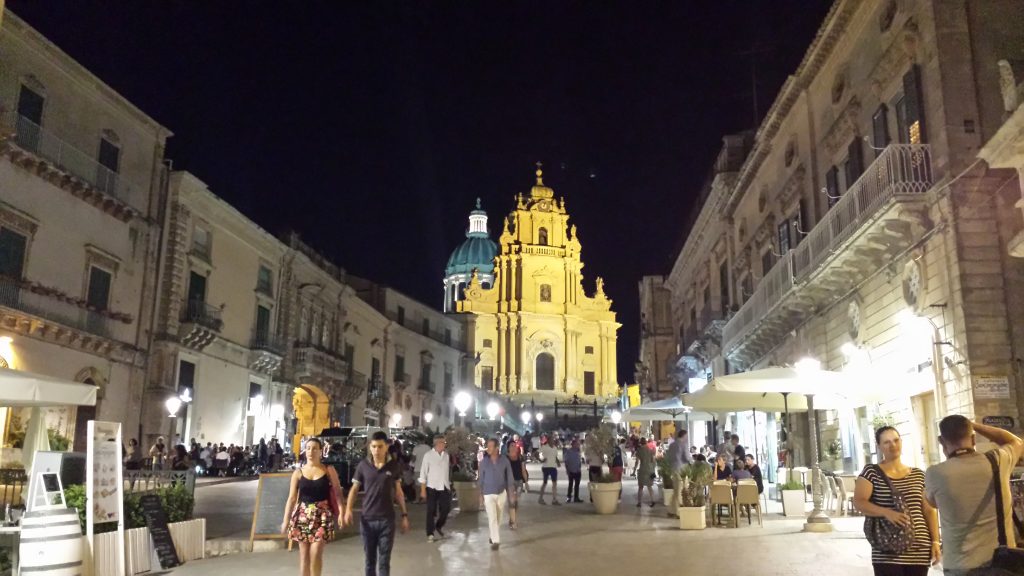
[803,394,832,532]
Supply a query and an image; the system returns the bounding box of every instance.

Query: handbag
[983,451,1024,575]
[863,464,915,554]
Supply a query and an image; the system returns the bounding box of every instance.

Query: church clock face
[537,200,552,212]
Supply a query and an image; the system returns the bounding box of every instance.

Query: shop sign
[974,375,1011,400]
[982,416,1015,430]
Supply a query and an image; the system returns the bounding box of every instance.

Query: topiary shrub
[65,484,194,534]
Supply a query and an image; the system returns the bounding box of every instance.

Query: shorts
[611,466,624,482]
[542,467,558,482]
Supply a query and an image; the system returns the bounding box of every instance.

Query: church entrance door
[536,353,554,391]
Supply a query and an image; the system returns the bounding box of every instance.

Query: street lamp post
[165,396,182,450]
[795,357,832,533]
[535,412,544,434]
[454,391,472,428]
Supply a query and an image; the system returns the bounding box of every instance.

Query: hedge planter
[782,489,806,517]
[454,481,480,513]
[590,482,621,515]
[678,506,706,530]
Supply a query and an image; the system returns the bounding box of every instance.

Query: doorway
[535,353,554,391]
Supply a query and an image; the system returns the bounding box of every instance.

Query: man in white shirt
[411,441,432,503]
[537,435,562,506]
[418,435,452,542]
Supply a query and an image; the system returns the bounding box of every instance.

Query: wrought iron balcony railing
[180,299,223,332]
[0,277,111,338]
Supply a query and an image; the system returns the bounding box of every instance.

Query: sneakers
[428,535,435,543]
[435,529,446,540]
[552,499,562,506]
[573,498,583,503]
[489,538,500,551]
[538,497,547,505]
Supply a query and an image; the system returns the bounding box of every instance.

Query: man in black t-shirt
[731,434,746,461]
[345,431,409,576]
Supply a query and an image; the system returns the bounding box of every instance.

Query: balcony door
[16,85,44,152]
[255,305,271,343]
[188,271,206,304]
[0,229,26,308]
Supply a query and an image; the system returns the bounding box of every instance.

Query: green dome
[446,235,497,276]
[446,200,497,277]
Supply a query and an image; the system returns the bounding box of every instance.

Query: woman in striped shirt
[853,426,939,576]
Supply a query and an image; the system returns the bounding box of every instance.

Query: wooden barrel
[18,508,84,575]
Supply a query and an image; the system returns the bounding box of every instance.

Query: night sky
[10,1,832,382]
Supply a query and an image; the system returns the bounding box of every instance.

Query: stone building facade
[668,0,1024,471]
[636,275,676,402]
[0,12,170,452]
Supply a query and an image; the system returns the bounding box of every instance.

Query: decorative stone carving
[847,299,862,342]
[901,254,927,312]
[778,165,807,209]
[824,97,862,156]
[784,139,797,167]
[831,67,849,105]
[869,19,919,96]
[879,0,898,33]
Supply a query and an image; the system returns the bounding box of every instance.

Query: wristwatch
[401,512,408,517]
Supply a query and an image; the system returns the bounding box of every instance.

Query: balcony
[0,277,125,353]
[178,300,222,350]
[393,372,411,391]
[6,115,140,218]
[249,331,285,375]
[385,310,462,351]
[340,370,367,403]
[293,343,348,382]
[367,374,390,412]
[418,378,436,395]
[722,144,933,367]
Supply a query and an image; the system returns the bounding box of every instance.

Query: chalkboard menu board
[250,472,294,544]
[140,493,180,569]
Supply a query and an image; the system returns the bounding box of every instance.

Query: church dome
[445,199,497,277]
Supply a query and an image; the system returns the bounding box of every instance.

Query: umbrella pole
[803,393,832,532]
[782,392,790,470]
[751,407,757,468]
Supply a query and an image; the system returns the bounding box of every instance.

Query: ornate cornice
[869,19,920,97]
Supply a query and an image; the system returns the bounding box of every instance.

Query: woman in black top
[853,426,938,576]
[282,438,345,576]
[507,443,528,529]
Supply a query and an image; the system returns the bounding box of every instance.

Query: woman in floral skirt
[282,437,345,576]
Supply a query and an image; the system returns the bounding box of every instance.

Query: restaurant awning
[0,368,98,407]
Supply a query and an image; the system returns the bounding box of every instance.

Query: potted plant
[677,462,713,530]
[824,438,843,472]
[656,457,676,506]
[585,426,620,514]
[445,427,481,512]
[780,479,806,517]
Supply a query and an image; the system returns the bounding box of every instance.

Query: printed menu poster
[91,421,122,523]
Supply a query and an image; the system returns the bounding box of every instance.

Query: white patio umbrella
[0,368,98,406]
[620,397,715,422]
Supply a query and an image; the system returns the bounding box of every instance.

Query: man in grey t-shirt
[924,416,1023,574]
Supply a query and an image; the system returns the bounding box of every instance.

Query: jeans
[425,488,451,536]
[871,564,930,576]
[483,491,507,544]
[566,472,581,501]
[360,517,395,576]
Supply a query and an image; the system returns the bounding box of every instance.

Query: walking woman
[507,443,528,530]
[282,438,345,576]
[853,426,939,576]
[636,437,655,507]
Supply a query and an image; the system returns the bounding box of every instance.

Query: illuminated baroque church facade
[444,168,620,403]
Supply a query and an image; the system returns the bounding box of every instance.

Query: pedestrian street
[178,462,941,575]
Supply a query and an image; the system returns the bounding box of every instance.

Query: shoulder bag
[982,451,1024,575]
[862,464,915,554]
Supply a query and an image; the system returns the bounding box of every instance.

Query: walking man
[925,416,1024,575]
[537,434,562,506]
[345,431,410,576]
[478,438,515,550]
[419,434,451,543]
[667,429,693,517]
[411,440,431,504]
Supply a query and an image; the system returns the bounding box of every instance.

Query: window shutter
[777,220,791,255]
[846,139,865,186]
[902,65,926,144]
[872,105,890,156]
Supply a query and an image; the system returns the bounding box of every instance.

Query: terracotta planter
[590,481,621,514]
[782,489,806,517]
[453,481,480,512]
[678,506,706,530]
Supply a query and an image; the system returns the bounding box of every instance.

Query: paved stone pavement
[181,463,944,575]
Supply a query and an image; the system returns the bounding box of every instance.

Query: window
[177,360,196,398]
[845,140,865,189]
[443,365,453,396]
[895,95,909,144]
[96,137,120,196]
[540,284,552,302]
[777,220,791,256]
[86,266,112,310]
[719,261,729,310]
[397,306,405,325]
[792,200,808,247]
[187,271,206,304]
[192,226,211,259]
[761,250,774,277]
[584,346,594,355]
[444,329,451,346]
[481,366,495,391]
[0,228,28,279]
[538,227,548,245]
[255,305,271,342]
[872,105,890,156]
[371,357,381,383]
[16,85,44,152]
[482,338,493,348]
[420,360,431,389]
[584,371,595,396]
[902,65,926,144]
[826,166,841,209]
[422,318,430,336]
[394,354,405,382]
[256,265,273,296]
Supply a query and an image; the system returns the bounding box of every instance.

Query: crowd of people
[121,435,288,477]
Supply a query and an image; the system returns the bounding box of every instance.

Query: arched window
[535,353,555,391]
[540,284,552,302]
[538,227,548,245]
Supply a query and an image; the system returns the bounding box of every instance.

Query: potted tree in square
[446,427,481,512]
[656,457,676,507]
[585,426,620,514]
[780,479,806,517]
[677,461,713,530]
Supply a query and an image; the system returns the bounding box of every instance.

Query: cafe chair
[735,483,762,526]
[709,483,736,528]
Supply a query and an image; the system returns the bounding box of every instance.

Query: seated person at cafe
[744,454,764,494]
[730,459,752,481]
[714,455,732,481]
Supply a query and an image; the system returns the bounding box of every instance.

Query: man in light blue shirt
[667,429,692,517]
[478,438,515,550]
